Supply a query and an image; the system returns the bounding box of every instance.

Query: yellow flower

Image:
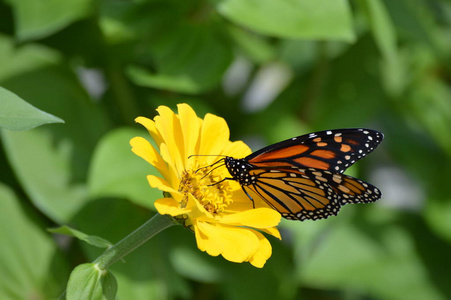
[130,103,281,268]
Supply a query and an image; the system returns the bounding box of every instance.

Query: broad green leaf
[127,65,201,94]
[0,35,110,223]
[127,23,233,94]
[0,183,69,299]
[311,36,385,129]
[217,0,355,41]
[383,0,444,54]
[406,72,451,157]
[88,128,161,210]
[170,246,223,283]
[426,200,451,244]
[0,86,63,131]
[66,263,117,300]
[49,226,112,248]
[300,214,445,300]
[8,0,92,41]
[0,34,61,83]
[359,0,404,96]
[360,0,397,62]
[1,129,89,223]
[226,25,276,63]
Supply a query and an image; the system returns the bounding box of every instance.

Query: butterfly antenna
[201,161,226,180]
[189,156,226,174]
[188,154,227,159]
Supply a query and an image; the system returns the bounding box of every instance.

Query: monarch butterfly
[216,128,383,221]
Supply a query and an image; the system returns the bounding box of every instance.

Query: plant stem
[94,213,178,270]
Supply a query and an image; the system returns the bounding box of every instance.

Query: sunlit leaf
[127,23,233,94]
[300,215,445,300]
[88,128,161,210]
[0,183,69,299]
[8,0,92,41]
[1,129,89,223]
[0,86,63,131]
[359,0,405,96]
[49,226,112,248]
[217,0,355,41]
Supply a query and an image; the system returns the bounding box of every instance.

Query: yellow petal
[229,186,272,208]
[260,226,282,240]
[220,140,252,158]
[158,143,181,188]
[155,106,185,173]
[146,175,183,202]
[186,193,214,220]
[130,137,169,179]
[195,222,260,263]
[248,230,272,268]
[226,188,266,210]
[219,208,281,228]
[135,117,163,147]
[198,113,230,165]
[155,198,189,216]
[177,103,201,168]
[193,219,219,255]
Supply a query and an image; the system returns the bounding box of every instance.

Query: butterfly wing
[245,168,381,221]
[246,128,383,174]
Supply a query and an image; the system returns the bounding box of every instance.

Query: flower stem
[94,213,178,270]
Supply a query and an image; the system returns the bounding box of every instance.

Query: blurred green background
[1,0,451,299]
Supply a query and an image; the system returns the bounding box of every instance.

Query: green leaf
[226,25,276,63]
[170,246,223,283]
[0,86,64,131]
[0,182,69,299]
[299,214,445,300]
[127,23,233,94]
[8,0,92,41]
[360,0,397,61]
[88,128,161,210]
[359,0,404,96]
[49,226,112,248]
[217,0,355,41]
[67,263,117,300]
[0,35,110,223]
[1,128,89,223]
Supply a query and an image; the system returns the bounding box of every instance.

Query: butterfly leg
[208,177,233,186]
[241,186,255,208]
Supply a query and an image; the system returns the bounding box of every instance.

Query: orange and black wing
[246,128,383,174]
[245,168,381,221]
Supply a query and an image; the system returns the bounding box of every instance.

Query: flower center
[178,165,233,215]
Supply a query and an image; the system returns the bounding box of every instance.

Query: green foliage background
[1,0,451,299]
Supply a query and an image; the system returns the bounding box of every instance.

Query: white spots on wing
[332,174,342,183]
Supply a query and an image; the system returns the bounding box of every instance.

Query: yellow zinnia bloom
[130,103,281,268]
